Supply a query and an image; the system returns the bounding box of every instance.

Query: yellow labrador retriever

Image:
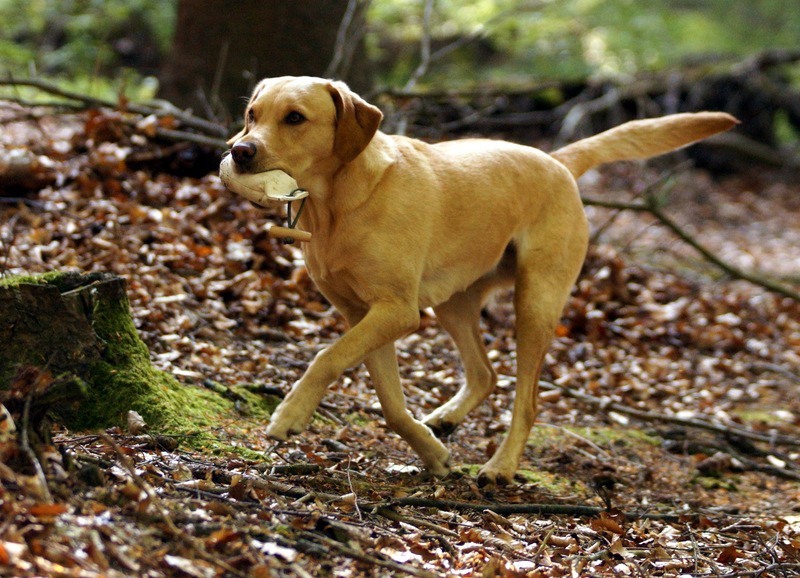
[224,76,737,486]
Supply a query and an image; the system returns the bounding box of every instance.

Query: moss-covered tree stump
[0,271,226,433]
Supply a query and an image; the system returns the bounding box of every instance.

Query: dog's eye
[284,111,306,125]
[247,109,255,124]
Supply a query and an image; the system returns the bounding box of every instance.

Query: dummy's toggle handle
[268,225,312,243]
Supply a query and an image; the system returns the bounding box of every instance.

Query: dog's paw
[425,452,451,479]
[265,421,294,441]
[423,409,462,439]
[266,401,313,440]
[425,418,458,439]
[415,434,451,478]
[476,458,517,488]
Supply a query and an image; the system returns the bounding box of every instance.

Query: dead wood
[581,191,800,302]
[379,496,681,522]
[538,380,800,449]
[0,272,209,435]
[0,272,113,385]
[0,146,57,193]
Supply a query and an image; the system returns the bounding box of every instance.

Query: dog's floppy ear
[327,81,383,163]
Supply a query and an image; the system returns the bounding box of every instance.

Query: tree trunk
[157,0,372,122]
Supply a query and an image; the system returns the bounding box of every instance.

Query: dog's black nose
[231,141,257,166]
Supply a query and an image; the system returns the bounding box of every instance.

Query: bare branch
[538,380,800,448]
[376,496,680,521]
[582,187,800,302]
[403,0,435,94]
[0,76,228,137]
[326,0,370,80]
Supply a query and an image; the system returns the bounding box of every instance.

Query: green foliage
[368,0,800,88]
[0,0,174,91]
[2,0,798,95]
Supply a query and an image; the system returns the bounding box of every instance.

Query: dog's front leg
[266,302,419,440]
[364,343,450,476]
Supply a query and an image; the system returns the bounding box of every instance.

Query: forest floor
[1,103,799,577]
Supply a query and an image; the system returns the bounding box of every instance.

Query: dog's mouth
[219,155,308,205]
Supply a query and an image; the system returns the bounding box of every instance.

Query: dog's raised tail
[551,112,739,179]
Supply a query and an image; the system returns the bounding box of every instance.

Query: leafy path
[1,104,799,576]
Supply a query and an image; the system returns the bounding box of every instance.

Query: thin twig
[209,40,229,123]
[21,395,53,503]
[537,422,611,460]
[581,195,800,301]
[0,77,227,136]
[376,506,459,537]
[402,0,435,94]
[149,126,228,150]
[326,0,369,79]
[718,562,800,577]
[344,457,362,521]
[100,432,247,578]
[412,0,551,91]
[557,88,621,146]
[304,531,439,578]
[749,362,800,384]
[589,163,690,245]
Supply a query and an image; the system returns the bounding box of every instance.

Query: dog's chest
[301,241,364,303]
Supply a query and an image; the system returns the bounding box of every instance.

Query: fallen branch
[0,76,228,137]
[706,132,800,170]
[719,563,800,578]
[749,362,800,385]
[145,126,227,150]
[376,506,459,538]
[302,531,439,578]
[378,496,680,522]
[538,380,800,448]
[581,194,800,302]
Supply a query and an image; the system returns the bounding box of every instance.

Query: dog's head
[226,77,383,181]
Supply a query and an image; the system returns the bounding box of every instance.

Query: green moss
[0,270,104,290]
[693,476,738,491]
[349,413,372,427]
[229,386,282,419]
[526,424,661,451]
[514,468,585,494]
[44,273,229,433]
[581,426,661,447]
[1,271,241,439]
[732,409,777,426]
[454,463,582,494]
[454,464,482,477]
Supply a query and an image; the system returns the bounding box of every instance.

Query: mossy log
[0,271,226,433]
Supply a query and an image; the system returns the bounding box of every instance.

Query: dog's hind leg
[424,285,498,437]
[476,280,552,487]
[477,212,588,486]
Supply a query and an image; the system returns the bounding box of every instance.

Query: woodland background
[1,1,799,576]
